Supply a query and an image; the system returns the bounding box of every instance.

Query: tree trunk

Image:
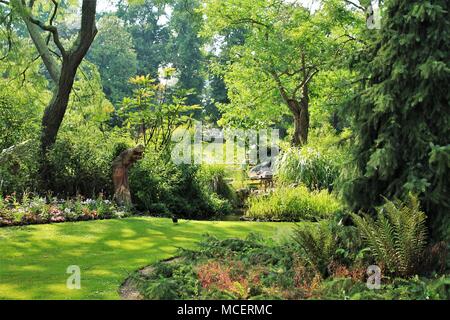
[298,83,310,145]
[39,61,88,185]
[292,112,301,146]
[292,111,308,146]
[112,145,144,206]
[11,0,98,189]
[289,84,309,146]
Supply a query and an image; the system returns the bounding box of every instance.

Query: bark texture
[287,84,309,146]
[270,52,316,147]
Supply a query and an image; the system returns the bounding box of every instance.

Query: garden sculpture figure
[112,145,145,206]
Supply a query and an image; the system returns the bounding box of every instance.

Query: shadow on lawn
[0,217,294,299]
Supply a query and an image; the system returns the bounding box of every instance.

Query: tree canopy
[202,0,363,145]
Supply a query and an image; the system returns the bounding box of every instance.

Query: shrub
[329,214,370,268]
[351,195,428,277]
[48,130,119,196]
[132,234,305,300]
[197,260,249,299]
[144,278,179,300]
[130,152,235,218]
[196,165,238,206]
[142,262,201,300]
[290,212,371,278]
[245,186,343,221]
[316,275,450,300]
[0,141,40,195]
[0,91,40,151]
[129,232,448,300]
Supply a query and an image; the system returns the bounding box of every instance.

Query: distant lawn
[0,217,295,300]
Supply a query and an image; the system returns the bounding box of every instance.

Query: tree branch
[0,12,12,60]
[292,67,319,98]
[344,0,366,12]
[11,0,61,82]
[70,0,97,61]
[29,15,66,57]
[44,0,59,46]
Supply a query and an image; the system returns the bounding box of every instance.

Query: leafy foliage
[130,153,234,218]
[351,195,428,277]
[88,15,138,104]
[316,275,450,300]
[119,73,199,151]
[0,30,49,194]
[196,165,238,206]
[344,0,450,241]
[134,233,310,300]
[132,232,449,300]
[144,277,181,300]
[292,223,335,277]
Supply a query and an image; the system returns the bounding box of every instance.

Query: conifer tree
[345,0,450,241]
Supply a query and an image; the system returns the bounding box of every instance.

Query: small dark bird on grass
[172,215,178,224]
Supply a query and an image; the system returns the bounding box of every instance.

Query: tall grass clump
[245,186,343,221]
[275,147,340,191]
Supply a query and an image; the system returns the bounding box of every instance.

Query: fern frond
[352,195,428,276]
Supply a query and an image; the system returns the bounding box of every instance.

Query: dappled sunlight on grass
[0,284,30,300]
[17,265,47,272]
[0,217,295,300]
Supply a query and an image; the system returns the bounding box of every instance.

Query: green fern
[352,195,427,276]
[292,223,335,277]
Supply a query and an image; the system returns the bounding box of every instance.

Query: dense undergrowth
[128,196,449,300]
[131,232,450,300]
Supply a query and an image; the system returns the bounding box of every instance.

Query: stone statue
[112,145,144,206]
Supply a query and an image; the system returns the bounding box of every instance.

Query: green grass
[0,217,295,300]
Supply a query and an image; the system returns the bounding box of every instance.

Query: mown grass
[0,217,295,300]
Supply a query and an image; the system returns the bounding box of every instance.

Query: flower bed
[0,193,133,227]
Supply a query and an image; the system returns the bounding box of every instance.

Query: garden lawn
[0,217,295,300]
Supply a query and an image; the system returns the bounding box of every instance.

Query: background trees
[117,0,169,78]
[167,0,205,107]
[202,0,362,145]
[88,15,137,104]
